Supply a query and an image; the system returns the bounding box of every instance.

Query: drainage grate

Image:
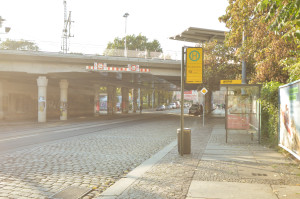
[50,186,92,199]
[252,173,268,176]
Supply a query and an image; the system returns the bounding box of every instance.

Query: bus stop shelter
[222,84,261,144]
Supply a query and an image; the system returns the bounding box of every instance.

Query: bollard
[177,128,191,154]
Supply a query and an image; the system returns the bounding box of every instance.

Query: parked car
[156,105,166,111]
[166,104,173,110]
[188,104,203,116]
[169,102,177,109]
[184,103,190,108]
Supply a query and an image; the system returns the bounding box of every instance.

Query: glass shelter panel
[224,85,261,144]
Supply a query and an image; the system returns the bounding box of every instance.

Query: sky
[0,0,229,58]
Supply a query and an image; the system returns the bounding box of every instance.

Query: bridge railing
[103,48,180,60]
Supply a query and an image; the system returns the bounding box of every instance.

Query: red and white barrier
[86,63,150,73]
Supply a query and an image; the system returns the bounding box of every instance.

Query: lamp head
[5,27,11,33]
[123,13,129,18]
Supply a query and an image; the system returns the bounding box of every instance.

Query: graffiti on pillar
[38,96,46,112]
[60,100,68,117]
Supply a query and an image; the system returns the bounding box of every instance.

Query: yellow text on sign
[220,80,242,84]
[186,48,203,84]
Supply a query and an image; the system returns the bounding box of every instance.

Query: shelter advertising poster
[279,80,300,160]
[227,95,251,130]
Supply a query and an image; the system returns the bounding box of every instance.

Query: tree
[0,39,39,51]
[201,41,241,91]
[104,34,163,56]
[219,0,299,83]
[219,0,299,147]
[256,0,300,42]
[256,0,300,82]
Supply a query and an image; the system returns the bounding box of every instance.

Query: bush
[260,81,283,147]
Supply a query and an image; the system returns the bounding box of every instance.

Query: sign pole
[203,96,205,127]
[180,46,185,156]
[200,88,208,127]
[181,47,203,156]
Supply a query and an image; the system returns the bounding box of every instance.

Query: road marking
[0,118,140,142]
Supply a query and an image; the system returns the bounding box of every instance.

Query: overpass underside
[0,50,182,122]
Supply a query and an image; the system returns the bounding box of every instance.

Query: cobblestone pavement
[0,113,182,199]
[114,116,214,199]
[114,118,300,199]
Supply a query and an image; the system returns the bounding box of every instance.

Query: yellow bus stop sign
[186,47,203,84]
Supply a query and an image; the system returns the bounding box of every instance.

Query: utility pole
[61,0,74,53]
[242,30,246,84]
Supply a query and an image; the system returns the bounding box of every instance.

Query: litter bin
[177,128,191,154]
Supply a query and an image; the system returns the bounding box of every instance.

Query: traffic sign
[201,87,208,95]
[186,47,203,84]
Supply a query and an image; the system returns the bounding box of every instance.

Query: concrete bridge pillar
[147,92,151,109]
[94,85,100,116]
[37,76,48,123]
[139,89,143,113]
[152,89,155,109]
[121,87,129,114]
[157,91,161,106]
[133,89,138,113]
[107,85,116,115]
[0,81,3,119]
[59,79,69,120]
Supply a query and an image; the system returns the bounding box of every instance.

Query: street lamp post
[123,13,129,57]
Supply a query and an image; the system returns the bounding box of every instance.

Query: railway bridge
[0,50,183,122]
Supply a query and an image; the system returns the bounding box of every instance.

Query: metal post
[242,31,247,84]
[259,90,262,144]
[180,47,185,156]
[225,86,228,143]
[203,96,205,127]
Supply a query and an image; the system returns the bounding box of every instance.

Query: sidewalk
[96,116,300,199]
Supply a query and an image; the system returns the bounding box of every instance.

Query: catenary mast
[61,0,74,53]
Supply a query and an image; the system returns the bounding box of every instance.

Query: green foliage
[255,0,300,82]
[220,0,299,83]
[201,41,241,91]
[260,81,283,146]
[281,56,300,82]
[256,0,300,42]
[106,33,163,52]
[0,39,39,51]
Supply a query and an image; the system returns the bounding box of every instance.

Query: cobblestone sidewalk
[98,117,300,199]
[99,117,214,199]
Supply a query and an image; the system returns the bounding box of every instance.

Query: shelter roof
[169,27,227,44]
